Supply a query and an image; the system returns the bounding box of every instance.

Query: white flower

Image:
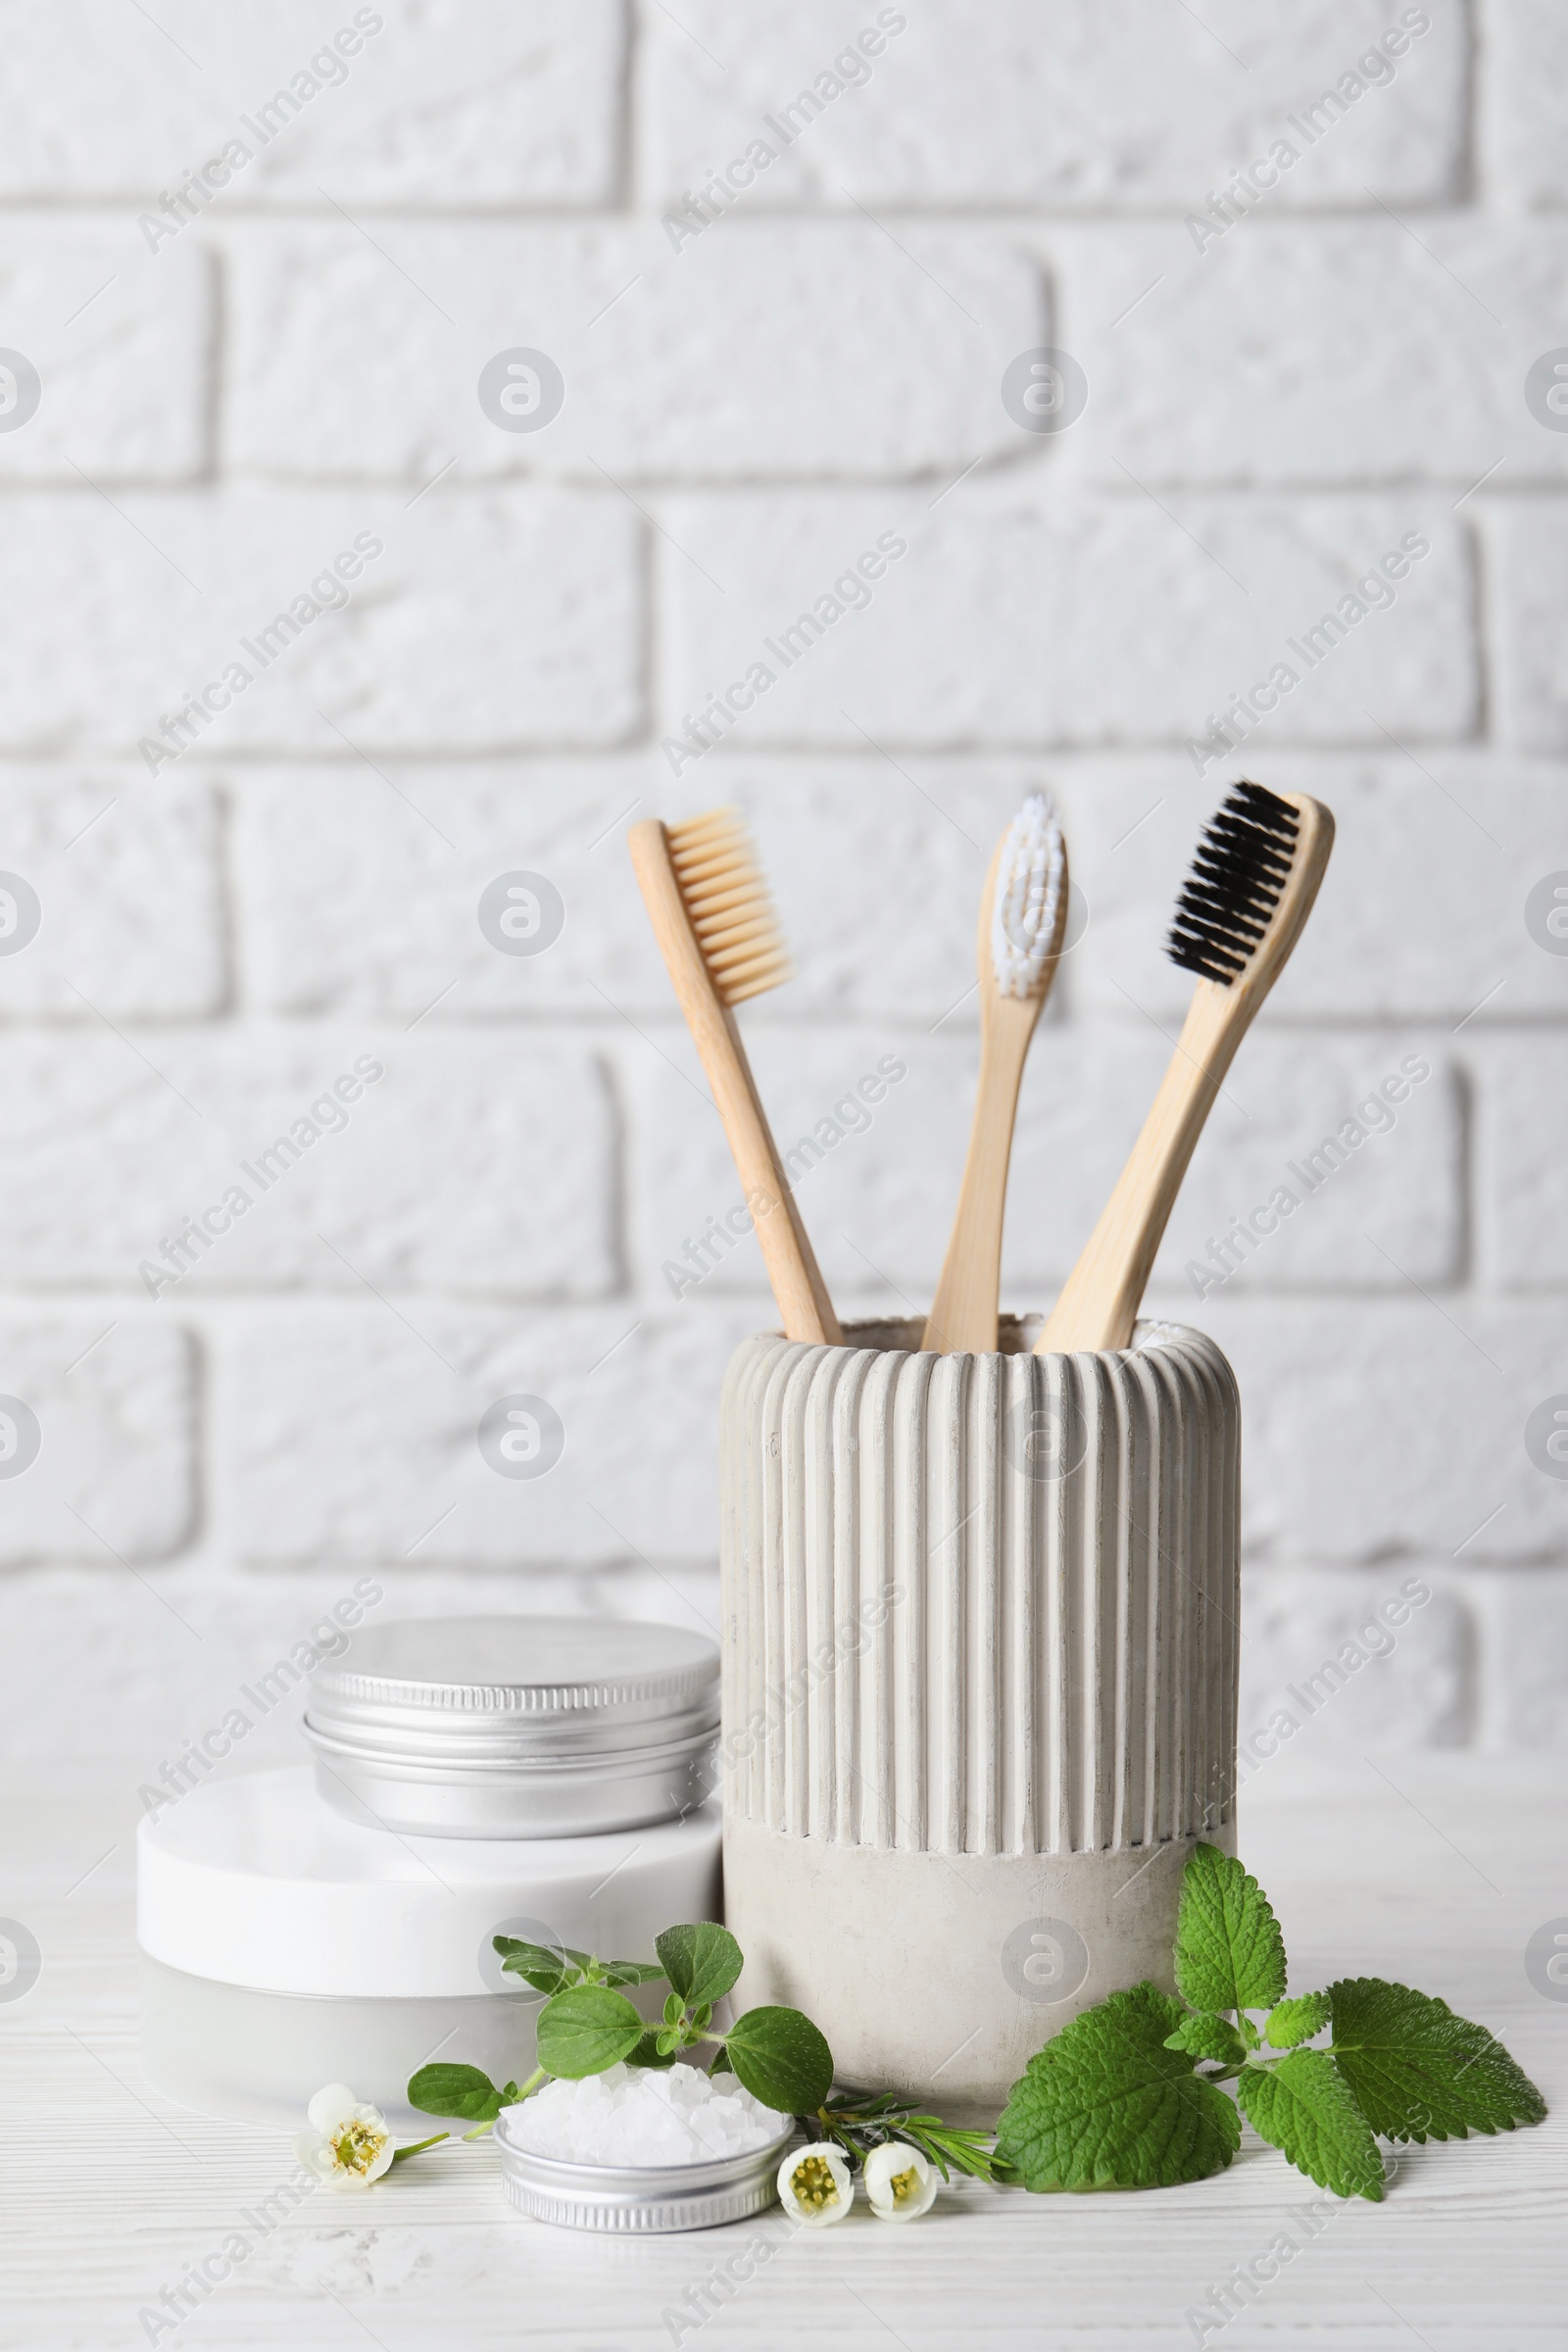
[863,2140,938,2221]
[294,2084,395,2190]
[776,2142,854,2226]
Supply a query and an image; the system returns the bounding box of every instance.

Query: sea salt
[501,2063,791,2167]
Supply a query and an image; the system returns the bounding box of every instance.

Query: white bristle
[990,792,1064,998]
[666,807,793,1006]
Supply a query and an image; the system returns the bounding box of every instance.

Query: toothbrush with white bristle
[921,793,1069,1354]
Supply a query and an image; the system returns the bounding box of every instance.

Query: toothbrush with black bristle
[1036,781,1335,1355]
[922,792,1068,1354]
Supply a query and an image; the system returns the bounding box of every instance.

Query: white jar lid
[136,1767,722,1999]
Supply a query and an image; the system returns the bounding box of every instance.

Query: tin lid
[305,1616,720,1766]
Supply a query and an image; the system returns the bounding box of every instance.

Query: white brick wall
[0,0,1564,1782]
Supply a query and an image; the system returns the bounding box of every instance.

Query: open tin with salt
[495,2113,796,2234]
[304,1616,720,1840]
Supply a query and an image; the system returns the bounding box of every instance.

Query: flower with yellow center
[863,2139,938,2221]
[295,2084,396,2191]
[776,2142,855,2226]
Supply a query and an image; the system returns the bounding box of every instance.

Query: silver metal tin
[304,1616,719,1840]
[494,2114,795,2233]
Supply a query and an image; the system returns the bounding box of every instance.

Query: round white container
[719,1314,1240,2124]
[304,1615,719,1840]
[138,1766,722,2127]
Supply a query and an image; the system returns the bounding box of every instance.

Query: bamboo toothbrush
[628,808,842,1346]
[1036,781,1334,1355]
[922,793,1068,1354]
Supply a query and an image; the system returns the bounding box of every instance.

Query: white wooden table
[4,1756,1564,2350]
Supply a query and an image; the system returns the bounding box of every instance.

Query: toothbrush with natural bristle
[628,808,842,1346]
[1036,782,1334,1355]
[922,792,1068,1354]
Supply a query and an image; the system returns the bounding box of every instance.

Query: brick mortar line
[0,201,1533,224]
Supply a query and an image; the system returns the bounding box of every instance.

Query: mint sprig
[997,1843,1545,2202]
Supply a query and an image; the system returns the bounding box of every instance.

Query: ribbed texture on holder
[720,1319,1239,1859]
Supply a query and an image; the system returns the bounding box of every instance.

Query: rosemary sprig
[809,2089,999,2183]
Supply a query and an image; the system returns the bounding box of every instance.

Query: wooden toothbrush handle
[1036,983,1241,1352]
[923,993,1039,1353]
[628,824,842,1346]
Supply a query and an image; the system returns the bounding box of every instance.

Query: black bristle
[1166,782,1299,985]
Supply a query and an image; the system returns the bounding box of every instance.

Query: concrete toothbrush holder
[718,1314,1240,2124]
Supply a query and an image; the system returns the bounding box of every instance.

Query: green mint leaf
[406,2063,505,2122]
[1266,1992,1333,2049]
[534,1984,646,2079]
[1164,2012,1249,2067]
[1329,1979,1547,2143]
[628,2032,678,2071]
[709,2045,734,2077]
[598,1959,667,1988]
[493,1936,572,1996]
[1175,1844,1287,2016]
[1235,2049,1385,2200]
[995,1983,1242,2191]
[655,1923,744,2008]
[720,2006,833,2113]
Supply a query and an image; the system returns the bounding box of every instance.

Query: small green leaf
[535,1984,646,2080]
[1329,1979,1547,2143]
[656,1923,744,2008]
[1175,1845,1287,2017]
[1235,2050,1385,2201]
[493,1936,573,1995]
[709,2045,734,2077]
[721,2006,833,2113]
[1164,2012,1249,2067]
[995,1983,1242,2191]
[1266,1992,1333,2049]
[598,1958,667,1988]
[407,2063,506,2122]
[628,2032,678,2070]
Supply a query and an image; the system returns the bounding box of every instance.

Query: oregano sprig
[409,1922,837,2130]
